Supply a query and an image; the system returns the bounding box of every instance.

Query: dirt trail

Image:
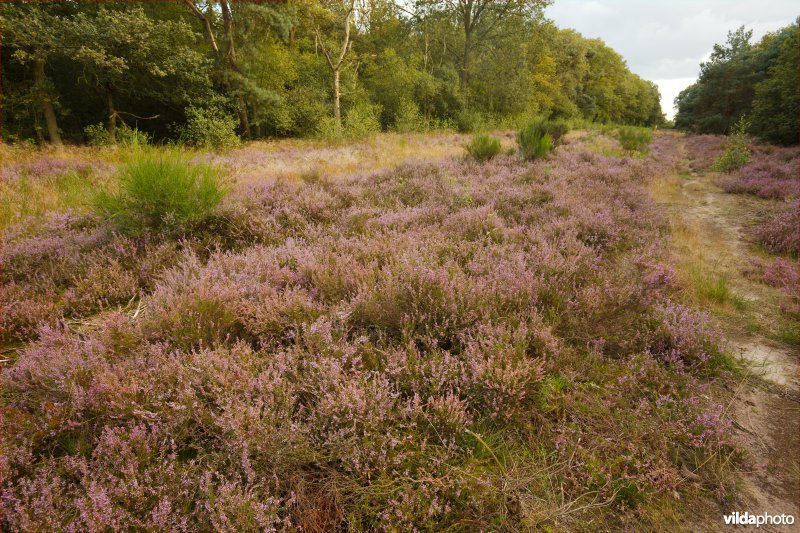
[652,137,799,531]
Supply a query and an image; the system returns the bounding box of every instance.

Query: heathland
[1,126,797,530]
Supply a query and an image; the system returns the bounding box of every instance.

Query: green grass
[0,169,100,228]
[690,269,748,311]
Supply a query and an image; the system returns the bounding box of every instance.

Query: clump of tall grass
[95,149,227,235]
[517,118,570,161]
[712,116,751,172]
[617,126,652,153]
[465,134,501,161]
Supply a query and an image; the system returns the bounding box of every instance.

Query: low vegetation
[2,131,739,530]
[94,149,228,235]
[465,134,502,161]
[516,118,566,160]
[617,126,653,153]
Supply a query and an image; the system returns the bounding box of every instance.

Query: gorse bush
[466,134,502,161]
[94,149,227,234]
[712,116,751,172]
[175,105,240,149]
[617,126,652,153]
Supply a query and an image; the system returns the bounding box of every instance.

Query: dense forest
[1,0,665,146]
[675,19,799,145]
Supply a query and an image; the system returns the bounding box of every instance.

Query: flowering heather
[746,257,800,317]
[754,200,800,256]
[719,144,800,199]
[683,134,727,171]
[0,157,114,185]
[2,133,733,529]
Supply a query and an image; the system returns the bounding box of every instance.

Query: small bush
[617,126,652,153]
[95,149,227,235]
[84,122,151,147]
[712,116,751,172]
[344,101,382,139]
[394,98,427,133]
[455,110,486,133]
[517,120,554,161]
[465,134,501,162]
[176,106,240,149]
[317,102,382,141]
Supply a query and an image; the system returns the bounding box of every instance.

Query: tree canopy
[1,0,665,145]
[675,20,799,145]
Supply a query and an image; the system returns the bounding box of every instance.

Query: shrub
[755,200,800,256]
[176,105,240,149]
[84,122,151,147]
[517,120,553,161]
[465,134,501,162]
[455,110,486,133]
[317,102,382,141]
[394,98,427,133]
[712,116,751,172]
[617,126,652,153]
[343,101,382,139]
[95,149,227,234]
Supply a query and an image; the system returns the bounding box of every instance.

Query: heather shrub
[95,149,227,235]
[617,126,652,153]
[719,144,800,199]
[3,132,740,530]
[465,134,502,162]
[755,200,799,256]
[712,116,751,172]
[175,105,240,149]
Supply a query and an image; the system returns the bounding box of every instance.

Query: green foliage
[617,126,652,153]
[95,149,227,234]
[517,119,561,160]
[1,0,668,145]
[751,23,799,145]
[317,102,382,141]
[465,134,501,161]
[676,21,799,145]
[343,101,382,139]
[85,122,151,147]
[394,98,427,133]
[176,106,240,149]
[712,116,751,172]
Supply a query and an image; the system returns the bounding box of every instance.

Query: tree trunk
[106,84,117,144]
[333,69,341,125]
[34,57,62,146]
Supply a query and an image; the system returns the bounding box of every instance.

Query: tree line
[675,19,799,146]
[1,0,665,146]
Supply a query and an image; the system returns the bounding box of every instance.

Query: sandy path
[651,137,799,531]
[651,135,800,531]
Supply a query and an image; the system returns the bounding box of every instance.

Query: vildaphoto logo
[723,511,796,527]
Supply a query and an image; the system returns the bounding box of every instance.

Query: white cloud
[545,1,798,116]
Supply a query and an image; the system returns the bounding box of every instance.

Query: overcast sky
[546,1,798,119]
